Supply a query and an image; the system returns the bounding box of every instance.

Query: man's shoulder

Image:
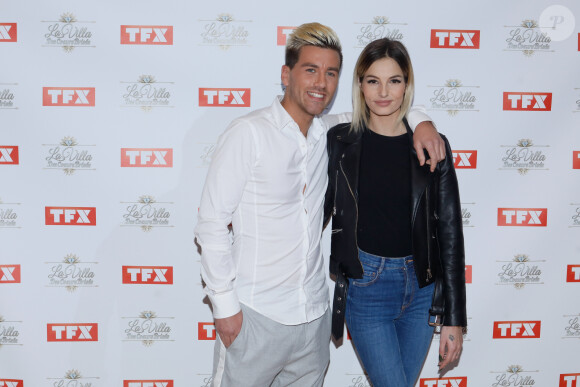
[232,104,274,124]
[228,104,278,132]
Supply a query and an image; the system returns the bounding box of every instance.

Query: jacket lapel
[407,125,431,219]
[338,128,362,199]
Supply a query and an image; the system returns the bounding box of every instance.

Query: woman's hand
[438,326,463,370]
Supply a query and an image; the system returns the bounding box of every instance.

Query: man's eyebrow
[300,63,340,72]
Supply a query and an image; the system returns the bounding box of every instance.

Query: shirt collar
[272,96,324,142]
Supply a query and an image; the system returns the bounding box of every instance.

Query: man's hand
[215,310,243,348]
[438,326,463,370]
[413,121,445,172]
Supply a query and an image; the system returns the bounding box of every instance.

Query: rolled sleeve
[325,107,432,132]
[407,105,433,131]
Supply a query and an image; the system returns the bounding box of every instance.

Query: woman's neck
[368,114,405,137]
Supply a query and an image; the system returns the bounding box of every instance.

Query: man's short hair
[285,22,343,69]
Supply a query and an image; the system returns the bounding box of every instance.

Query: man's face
[281,46,341,125]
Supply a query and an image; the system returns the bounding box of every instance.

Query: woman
[324,38,467,386]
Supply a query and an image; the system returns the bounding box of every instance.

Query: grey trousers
[212,304,331,387]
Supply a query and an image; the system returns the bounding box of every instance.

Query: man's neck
[280,98,313,137]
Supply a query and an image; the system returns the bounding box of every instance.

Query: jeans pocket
[352,254,382,287]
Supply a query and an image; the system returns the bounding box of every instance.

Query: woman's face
[360,57,406,120]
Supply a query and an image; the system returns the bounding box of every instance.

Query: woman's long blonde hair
[351,38,415,133]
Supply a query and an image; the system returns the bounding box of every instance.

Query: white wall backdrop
[1,0,580,386]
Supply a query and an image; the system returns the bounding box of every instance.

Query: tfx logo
[567,265,580,282]
[199,88,251,107]
[122,266,173,284]
[198,322,216,340]
[561,374,580,387]
[121,26,173,45]
[452,151,477,169]
[503,92,552,111]
[0,265,21,283]
[45,207,97,226]
[277,26,296,45]
[123,381,174,387]
[0,23,17,42]
[43,87,95,106]
[430,30,480,48]
[492,321,541,338]
[121,148,173,167]
[497,208,547,227]
[0,147,19,165]
[420,378,468,387]
[47,323,99,341]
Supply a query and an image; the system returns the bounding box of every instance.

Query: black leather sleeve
[437,135,467,327]
[323,131,336,231]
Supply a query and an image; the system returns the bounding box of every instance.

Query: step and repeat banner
[1,0,580,386]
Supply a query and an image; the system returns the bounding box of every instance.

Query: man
[195,22,444,387]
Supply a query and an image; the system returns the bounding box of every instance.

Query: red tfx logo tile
[503,92,552,111]
[465,265,472,284]
[0,146,19,165]
[47,323,98,341]
[493,321,541,338]
[277,26,296,46]
[497,208,547,227]
[199,88,251,107]
[452,151,477,169]
[121,148,173,167]
[121,25,173,45]
[430,30,480,48]
[420,377,468,387]
[45,207,97,226]
[561,374,580,387]
[43,87,95,106]
[0,265,21,283]
[122,266,173,284]
[573,151,580,169]
[567,265,580,282]
[198,322,216,340]
[0,23,17,42]
[0,380,24,387]
[124,381,174,387]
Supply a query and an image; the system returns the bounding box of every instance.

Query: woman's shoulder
[327,122,352,138]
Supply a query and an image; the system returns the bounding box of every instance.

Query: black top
[357,128,412,257]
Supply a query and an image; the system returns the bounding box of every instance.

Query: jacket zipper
[340,160,363,275]
[425,186,432,281]
[333,169,338,216]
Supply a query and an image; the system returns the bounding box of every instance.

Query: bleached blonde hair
[285,22,343,69]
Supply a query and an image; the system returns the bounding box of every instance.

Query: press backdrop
[1,0,580,386]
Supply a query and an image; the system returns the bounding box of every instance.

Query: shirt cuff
[208,290,241,319]
[407,105,434,131]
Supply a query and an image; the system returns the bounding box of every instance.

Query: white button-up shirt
[195,97,430,325]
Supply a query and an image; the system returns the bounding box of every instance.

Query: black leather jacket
[324,121,467,340]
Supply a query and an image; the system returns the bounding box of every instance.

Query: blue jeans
[346,249,435,387]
